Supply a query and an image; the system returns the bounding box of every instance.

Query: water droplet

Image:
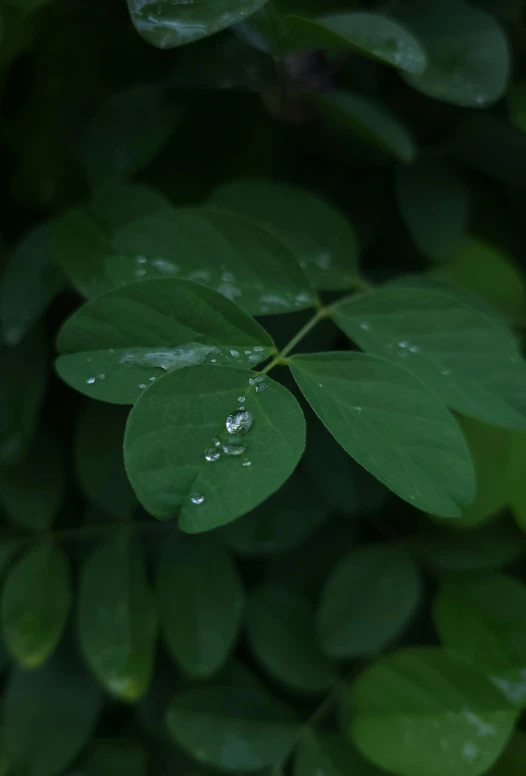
[249,375,266,386]
[222,442,246,456]
[398,341,410,349]
[318,383,324,388]
[149,376,156,382]
[98,373,106,381]
[238,406,246,411]
[138,383,147,389]
[210,358,217,363]
[190,493,205,505]
[109,348,115,355]
[136,255,148,264]
[255,382,269,393]
[86,377,96,385]
[135,268,146,278]
[226,410,253,435]
[253,346,264,353]
[360,321,370,330]
[229,349,240,357]
[241,457,252,467]
[409,345,420,354]
[213,437,221,447]
[237,396,246,403]
[354,405,363,413]
[441,368,452,376]
[204,448,221,462]
[244,350,252,355]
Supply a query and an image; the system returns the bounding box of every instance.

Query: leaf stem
[261,307,329,374]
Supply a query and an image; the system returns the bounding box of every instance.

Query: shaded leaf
[67,741,147,776]
[488,731,526,775]
[209,179,358,290]
[0,428,64,530]
[294,730,382,776]
[56,279,275,404]
[399,0,510,108]
[333,284,526,429]
[110,208,315,315]
[124,365,306,531]
[285,12,426,74]
[346,648,517,776]
[2,539,72,668]
[434,572,526,706]
[508,81,526,134]
[75,404,137,519]
[311,91,416,164]
[166,686,300,771]
[127,0,271,49]
[216,471,328,555]
[78,532,158,701]
[157,537,244,678]
[395,158,468,263]
[0,223,65,346]
[290,352,475,517]
[247,584,337,693]
[317,544,421,659]
[88,182,172,236]
[2,650,101,776]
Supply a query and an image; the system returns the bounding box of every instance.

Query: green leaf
[56,279,275,405]
[290,353,475,517]
[317,544,421,659]
[124,365,306,530]
[78,532,158,701]
[76,85,181,187]
[346,648,517,776]
[88,182,172,235]
[439,417,516,528]
[434,572,526,706]
[67,741,147,776]
[75,404,137,519]
[508,81,526,134]
[2,539,72,668]
[333,284,526,429]
[0,328,48,465]
[398,0,510,108]
[0,223,65,346]
[294,730,383,776]
[216,471,327,555]
[395,158,468,263]
[157,537,244,678]
[53,208,114,299]
[127,0,271,49]
[166,686,300,771]
[285,12,426,74]
[209,180,358,291]
[110,208,315,315]
[247,584,337,693]
[432,238,526,325]
[509,434,526,532]
[488,731,526,775]
[311,91,416,164]
[411,518,526,574]
[2,651,101,776]
[0,428,64,530]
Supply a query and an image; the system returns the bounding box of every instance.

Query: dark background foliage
[1,0,526,774]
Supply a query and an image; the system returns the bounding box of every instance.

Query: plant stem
[261,307,329,374]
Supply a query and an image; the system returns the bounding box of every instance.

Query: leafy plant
[1,0,526,774]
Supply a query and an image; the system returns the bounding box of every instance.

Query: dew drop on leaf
[226,410,253,435]
[204,448,221,462]
[190,493,205,505]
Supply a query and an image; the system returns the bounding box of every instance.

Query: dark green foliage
[1,0,526,774]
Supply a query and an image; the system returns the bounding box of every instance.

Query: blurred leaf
[124,366,306,530]
[433,237,526,325]
[508,81,526,135]
[0,428,64,531]
[157,537,244,678]
[56,279,274,405]
[127,0,271,49]
[398,0,510,108]
[285,12,426,74]
[317,544,421,659]
[395,158,468,263]
[247,584,337,693]
[166,686,300,771]
[311,91,416,163]
[0,538,24,580]
[488,731,526,775]
[333,283,526,428]
[78,532,158,701]
[67,741,147,776]
[88,182,172,235]
[2,650,101,776]
[216,471,327,555]
[75,404,137,519]
[290,352,475,517]
[346,648,517,776]
[0,328,48,466]
[0,223,65,346]
[434,572,526,706]
[110,208,316,315]
[209,179,358,290]
[509,434,526,532]
[2,539,72,668]
[294,730,382,776]
[77,85,181,187]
